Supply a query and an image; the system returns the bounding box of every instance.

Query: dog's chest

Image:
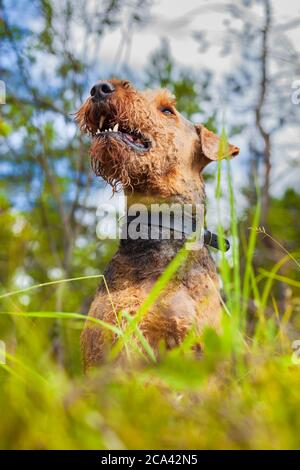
[96,246,221,341]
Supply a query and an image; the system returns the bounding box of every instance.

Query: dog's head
[76,79,239,200]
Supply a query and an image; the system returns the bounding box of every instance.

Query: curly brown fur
[76,78,239,370]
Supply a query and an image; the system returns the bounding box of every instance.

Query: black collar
[122,213,230,252]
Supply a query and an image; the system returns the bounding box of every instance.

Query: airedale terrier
[76,79,239,369]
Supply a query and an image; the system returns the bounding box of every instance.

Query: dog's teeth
[113,123,119,132]
[99,115,104,130]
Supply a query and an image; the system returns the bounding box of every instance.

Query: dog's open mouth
[92,115,151,153]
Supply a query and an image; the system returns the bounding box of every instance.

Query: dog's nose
[90,81,115,101]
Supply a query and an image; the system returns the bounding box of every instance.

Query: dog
[76,79,239,369]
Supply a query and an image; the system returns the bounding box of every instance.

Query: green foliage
[1,154,300,449]
[0,119,11,136]
[268,189,300,251]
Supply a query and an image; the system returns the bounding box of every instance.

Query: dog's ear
[195,124,239,169]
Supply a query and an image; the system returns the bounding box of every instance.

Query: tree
[0,0,149,284]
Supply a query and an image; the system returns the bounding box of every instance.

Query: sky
[100,0,300,75]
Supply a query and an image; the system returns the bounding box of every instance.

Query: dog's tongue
[125,133,143,145]
[125,133,134,142]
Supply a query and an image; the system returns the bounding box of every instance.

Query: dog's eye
[161,107,175,116]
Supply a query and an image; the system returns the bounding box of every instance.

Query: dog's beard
[77,98,179,193]
[90,129,180,194]
[90,137,150,192]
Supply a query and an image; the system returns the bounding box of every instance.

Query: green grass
[1,140,300,449]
